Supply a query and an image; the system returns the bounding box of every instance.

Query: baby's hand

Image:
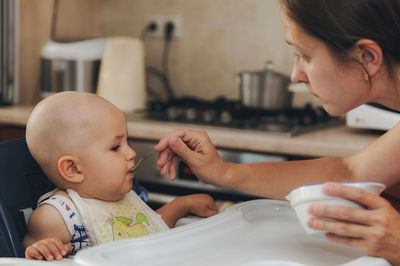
[25,238,72,261]
[185,194,218,217]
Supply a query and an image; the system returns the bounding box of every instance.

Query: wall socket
[145,15,182,38]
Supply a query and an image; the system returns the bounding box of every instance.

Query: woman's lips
[307,88,320,100]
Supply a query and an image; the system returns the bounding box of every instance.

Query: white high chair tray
[0,258,74,265]
[74,199,389,266]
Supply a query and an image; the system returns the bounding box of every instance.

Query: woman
[155,0,400,264]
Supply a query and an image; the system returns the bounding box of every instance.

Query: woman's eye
[294,52,309,62]
[295,52,303,59]
[111,145,120,151]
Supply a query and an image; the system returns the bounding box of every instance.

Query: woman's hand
[25,238,72,261]
[307,182,400,265]
[154,129,228,186]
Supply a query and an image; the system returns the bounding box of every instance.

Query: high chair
[0,138,54,257]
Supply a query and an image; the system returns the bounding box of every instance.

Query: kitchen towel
[97,37,146,113]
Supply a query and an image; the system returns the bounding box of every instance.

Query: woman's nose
[291,59,308,83]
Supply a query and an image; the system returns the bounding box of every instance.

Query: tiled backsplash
[20,0,317,105]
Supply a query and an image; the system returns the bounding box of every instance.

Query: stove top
[146,97,343,136]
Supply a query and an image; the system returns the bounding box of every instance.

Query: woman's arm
[223,157,352,199]
[229,121,400,198]
[155,123,400,200]
[345,122,400,187]
[154,129,353,199]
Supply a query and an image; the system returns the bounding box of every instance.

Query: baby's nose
[127,145,136,160]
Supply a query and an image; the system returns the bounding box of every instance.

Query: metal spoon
[129,151,157,173]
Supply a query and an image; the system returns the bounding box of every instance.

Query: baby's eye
[111,145,120,151]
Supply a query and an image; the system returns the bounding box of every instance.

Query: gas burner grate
[146,97,343,136]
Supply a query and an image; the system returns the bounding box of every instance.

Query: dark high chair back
[0,138,55,257]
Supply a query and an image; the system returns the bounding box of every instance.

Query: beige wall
[19,0,101,104]
[19,0,297,104]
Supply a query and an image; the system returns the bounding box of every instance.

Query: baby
[23,91,218,261]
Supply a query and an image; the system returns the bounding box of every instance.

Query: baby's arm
[23,204,72,261]
[156,194,218,228]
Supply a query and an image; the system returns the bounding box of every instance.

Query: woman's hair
[280,0,400,79]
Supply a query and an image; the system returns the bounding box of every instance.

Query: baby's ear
[58,155,84,183]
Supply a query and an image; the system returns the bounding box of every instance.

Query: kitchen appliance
[346,103,400,130]
[40,38,106,97]
[0,0,18,104]
[97,37,146,113]
[237,61,292,110]
[147,97,342,136]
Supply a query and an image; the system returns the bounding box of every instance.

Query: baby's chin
[97,191,129,202]
[105,194,127,202]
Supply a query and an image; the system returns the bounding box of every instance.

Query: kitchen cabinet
[0,125,25,142]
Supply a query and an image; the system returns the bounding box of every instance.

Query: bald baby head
[26,91,122,187]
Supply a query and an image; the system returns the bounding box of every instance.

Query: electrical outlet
[145,15,182,38]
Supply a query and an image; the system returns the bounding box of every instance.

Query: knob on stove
[220,110,233,125]
[185,108,198,121]
[167,106,183,120]
[202,109,217,123]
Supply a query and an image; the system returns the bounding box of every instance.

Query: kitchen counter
[0,105,382,158]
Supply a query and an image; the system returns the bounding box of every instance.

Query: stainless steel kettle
[40,38,106,97]
[238,61,292,110]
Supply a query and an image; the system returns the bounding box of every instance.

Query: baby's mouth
[128,167,136,174]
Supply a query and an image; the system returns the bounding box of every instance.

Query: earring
[363,72,369,81]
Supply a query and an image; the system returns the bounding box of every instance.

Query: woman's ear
[352,39,383,76]
[58,155,84,183]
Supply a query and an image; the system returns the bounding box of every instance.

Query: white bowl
[285,182,386,236]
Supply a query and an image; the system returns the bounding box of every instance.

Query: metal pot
[238,61,292,110]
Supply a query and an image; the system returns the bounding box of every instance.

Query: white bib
[66,189,169,245]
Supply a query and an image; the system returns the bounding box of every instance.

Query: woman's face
[280,11,370,116]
